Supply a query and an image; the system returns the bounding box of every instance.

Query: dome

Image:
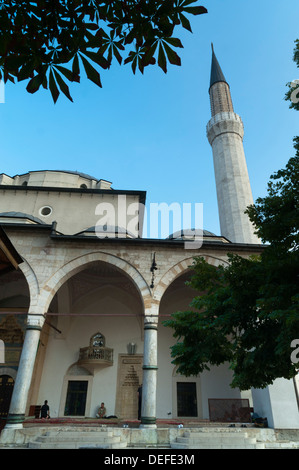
[166,229,217,240]
[18,170,99,181]
[75,225,135,238]
[1,170,112,190]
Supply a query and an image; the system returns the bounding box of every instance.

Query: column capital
[27,314,45,331]
[144,322,158,330]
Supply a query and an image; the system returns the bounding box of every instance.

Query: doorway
[0,375,14,418]
[177,382,198,417]
[64,380,88,416]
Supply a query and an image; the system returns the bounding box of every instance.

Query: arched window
[90,332,105,348]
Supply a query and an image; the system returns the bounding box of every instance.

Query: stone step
[264,441,299,449]
[170,428,269,449]
[27,427,128,449]
[79,441,128,449]
[28,438,127,449]
[171,433,299,450]
[179,431,252,438]
[176,436,257,445]
[171,442,263,449]
[185,428,254,436]
[37,430,115,439]
[35,434,121,443]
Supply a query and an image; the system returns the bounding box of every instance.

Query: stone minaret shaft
[207,45,260,244]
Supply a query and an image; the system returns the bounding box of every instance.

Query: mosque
[0,47,298,445]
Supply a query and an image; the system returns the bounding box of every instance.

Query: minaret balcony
[206,111,244,145]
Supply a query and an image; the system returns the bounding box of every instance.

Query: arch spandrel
[154,254,229,305]
[30,251,152,315]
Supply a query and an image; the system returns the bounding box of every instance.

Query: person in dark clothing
[40,400,50,419]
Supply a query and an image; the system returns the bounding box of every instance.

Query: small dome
[166,229,217,240]
[75,225,135,238]
[19,170,99,181]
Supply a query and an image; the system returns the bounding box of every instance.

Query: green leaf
[53,69,73,102]
[158,43,167,73]
[55,65,79,83]
[163,37,184,48]
[49,69,60,103]
[84,22,100,31]
[18,62,35,82]
[79,53,102,87]
[184,6,208,15]
[132,56,137,75]
[141,43,158,67]
[72,54,80,77]
[83,50,109,69]
[112,45,122,65]
[180,0,200,6]
[163,42,181,66]
[179,13,192,32]
[26,73,44,94]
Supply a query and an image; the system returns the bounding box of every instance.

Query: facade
[0,48,298,441]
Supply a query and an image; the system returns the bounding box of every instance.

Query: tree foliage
[0,0,207,102]
[164,239,299,390]
[164,40,299,390]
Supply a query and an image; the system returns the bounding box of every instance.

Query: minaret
[207,44,260,244]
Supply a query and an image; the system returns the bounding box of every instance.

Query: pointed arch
[30,251,152,315]
[154,254,229,305]
[18,258,39,309]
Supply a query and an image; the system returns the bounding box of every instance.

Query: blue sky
[0,0,298,237]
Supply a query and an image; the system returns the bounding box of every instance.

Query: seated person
[96,402,106,418]
[251,411,268,428]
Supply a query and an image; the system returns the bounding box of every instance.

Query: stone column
[140,316,158,428]
[4,314,45,429]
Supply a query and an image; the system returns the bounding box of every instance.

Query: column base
[0,425,23,445]
[139,424,157,429]
[6,413,25,427]
[3,422,23,430]
[140,416,156,428]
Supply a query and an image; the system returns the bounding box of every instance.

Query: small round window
[39,206,52,217]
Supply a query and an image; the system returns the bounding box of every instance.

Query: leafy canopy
[0,0,207,102]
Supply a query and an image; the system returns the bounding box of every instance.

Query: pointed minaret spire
[209,44,234,116]
[210,43,227,89]
[207,46,260,245]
